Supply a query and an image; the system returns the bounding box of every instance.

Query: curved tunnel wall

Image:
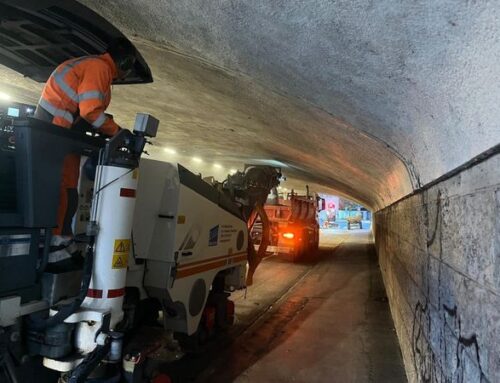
[82,0,499,201]
[375,149,500,382]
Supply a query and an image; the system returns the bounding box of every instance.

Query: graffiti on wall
[411,300,487,383]
[377,186,493,383]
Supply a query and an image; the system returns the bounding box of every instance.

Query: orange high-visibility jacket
[38,53,120,135]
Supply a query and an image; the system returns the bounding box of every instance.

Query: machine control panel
[0,102,35,151]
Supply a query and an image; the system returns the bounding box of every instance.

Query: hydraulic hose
[30,236,95,330]
[68,341,111,383]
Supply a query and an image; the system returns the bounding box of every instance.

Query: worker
[34,37,137,263]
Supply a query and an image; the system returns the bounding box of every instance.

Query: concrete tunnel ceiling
[1,0,499,210]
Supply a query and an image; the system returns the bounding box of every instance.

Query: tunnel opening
[317,194,372,231]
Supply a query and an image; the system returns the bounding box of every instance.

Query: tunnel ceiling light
[0,91,11,101]
[213,163,222,169]
[163,147,176,154]
[192,157,203,163]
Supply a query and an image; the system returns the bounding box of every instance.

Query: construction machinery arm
[219,165,281,285]
[246,203,270,285]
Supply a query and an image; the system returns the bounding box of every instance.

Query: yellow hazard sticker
[112,253,128,269]
[114,239,130,254]
[112,239,130,269]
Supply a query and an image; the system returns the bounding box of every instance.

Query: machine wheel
[309,233,319,260]
[293,230,309,262]
[291,242,304,262]
[196,325,210,346]
[304,230,317,261]
[177,328,204,354]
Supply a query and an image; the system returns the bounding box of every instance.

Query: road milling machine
[0,1,281,382]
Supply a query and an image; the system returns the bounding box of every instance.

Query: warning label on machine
[112,239,130,269]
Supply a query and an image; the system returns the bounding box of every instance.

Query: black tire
[310,234,319,259]
[295,230,311,262]
[291,241,304,262]
[197,325,210,345]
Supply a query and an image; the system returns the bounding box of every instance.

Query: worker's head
[107,37,137,79]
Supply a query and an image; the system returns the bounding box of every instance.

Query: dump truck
[252,188,323,262]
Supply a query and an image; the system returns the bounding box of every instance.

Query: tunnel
[0,0,499,382]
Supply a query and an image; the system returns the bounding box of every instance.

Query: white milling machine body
[0,111,279,383]
[129,160,248,335]
[44,133,250,381]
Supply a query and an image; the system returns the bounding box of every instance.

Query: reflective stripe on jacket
[37,53,119,135]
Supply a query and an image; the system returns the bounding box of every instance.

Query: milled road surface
[191,229,407,383]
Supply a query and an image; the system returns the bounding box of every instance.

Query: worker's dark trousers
[35,106,80,237]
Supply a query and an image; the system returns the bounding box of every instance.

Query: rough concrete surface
[80,0,500,195]
[375,153,500,382]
